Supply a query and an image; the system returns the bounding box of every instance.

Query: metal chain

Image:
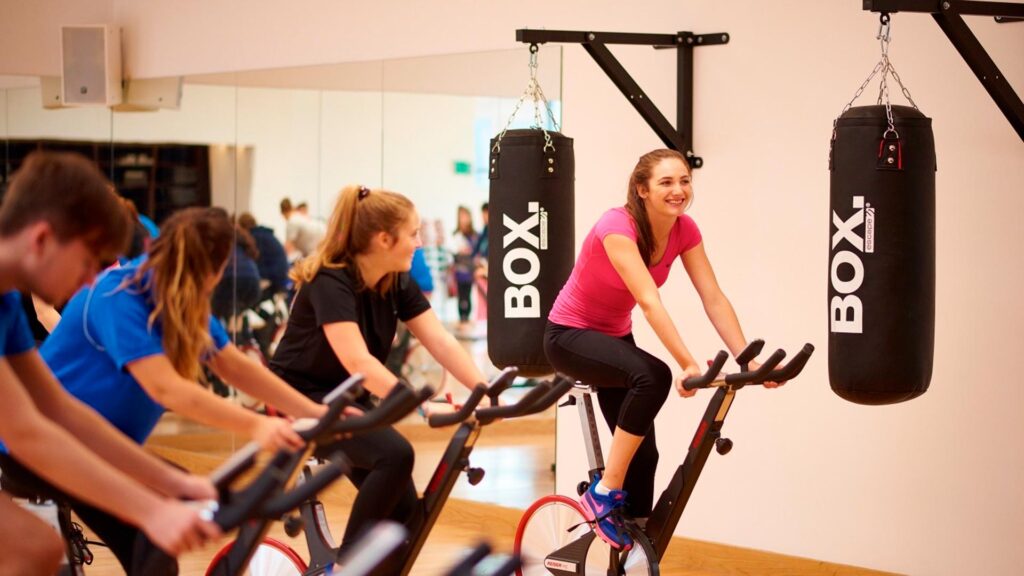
[491,44,560,153]
[833,13,920,143]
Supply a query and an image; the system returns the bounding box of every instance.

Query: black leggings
[314,424,418,551]
[544,321,673,517]
[0,454,176,576]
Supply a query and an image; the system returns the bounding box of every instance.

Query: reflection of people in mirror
[280,197,326,259]
[448,206,478,334]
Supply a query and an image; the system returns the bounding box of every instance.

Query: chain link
[492,44,561,153]
[832,13,919,143]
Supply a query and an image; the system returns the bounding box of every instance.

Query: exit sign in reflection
[453,160,471,175]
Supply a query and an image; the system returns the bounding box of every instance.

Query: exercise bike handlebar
[724,348,786,385]
[429,384,488,428]
[684,342,815,390]
[428,367,522,428]
[521,374,576,416]
[326,384,435,437]
[764,343,815,382]
[259,457,349,518]
[208,374,366,490]
[475,380,554,425]
[681,351,730,391]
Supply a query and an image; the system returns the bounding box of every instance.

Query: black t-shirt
[270,266,430,402]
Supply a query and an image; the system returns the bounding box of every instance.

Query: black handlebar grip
[429,384,488,428]
[523,375,575,415]
[260,459,347,518]
[725,348,786,385]
[209,443,259,491]
[735,339,765,366]
[475,381,552,425]
[326,384,426,436]
[486,367,521,401]
[682,350,730,391]
[765,343,815,382]
[322,374,365,407]
[213,469,283,531]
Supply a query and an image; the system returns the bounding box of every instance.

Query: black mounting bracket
[862,0,1024,141]
[516,29,730,168]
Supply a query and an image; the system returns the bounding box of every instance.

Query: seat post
[574,387,605,475]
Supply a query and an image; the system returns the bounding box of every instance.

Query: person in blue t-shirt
[0,152,221,574]
[34,206,334,574]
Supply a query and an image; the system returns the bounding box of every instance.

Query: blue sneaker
[580,482,634,551]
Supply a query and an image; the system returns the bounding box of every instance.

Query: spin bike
[219,367,574,576]
[514,340,814,575]
[206,375,435,576]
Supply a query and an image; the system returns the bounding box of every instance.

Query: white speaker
[61,25,122,106]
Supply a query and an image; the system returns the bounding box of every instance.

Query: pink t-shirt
[548,207,702,337]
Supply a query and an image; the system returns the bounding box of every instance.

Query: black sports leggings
[314,424,418,551]
[0,454,176,576]
[544,321,673,517]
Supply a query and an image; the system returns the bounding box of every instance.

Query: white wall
[2,1,1023,574]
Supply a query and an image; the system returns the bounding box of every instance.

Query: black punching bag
[828,105,936,405]
[487,129,574,376]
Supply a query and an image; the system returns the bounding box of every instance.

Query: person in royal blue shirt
[0,152,222,574]
[26,207,332,575]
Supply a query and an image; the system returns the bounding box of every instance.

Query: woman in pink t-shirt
[545,148,780,550]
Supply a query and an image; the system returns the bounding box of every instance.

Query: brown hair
[280,198,293,216]
[453,205,476,237]
[624,149,692,267]
[0,151,131,263]
[128,207,234,381]
[290,185,414,294]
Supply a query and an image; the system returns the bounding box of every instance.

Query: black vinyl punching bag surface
[488,129,575,376]
[829,105,936,405]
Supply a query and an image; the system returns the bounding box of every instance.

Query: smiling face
[385,210,422,272]
[638,157,692,221]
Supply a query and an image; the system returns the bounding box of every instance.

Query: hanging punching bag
[488,129,574,376]
[828,105,936,405]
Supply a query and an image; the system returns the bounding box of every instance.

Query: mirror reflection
[0,47,562,532]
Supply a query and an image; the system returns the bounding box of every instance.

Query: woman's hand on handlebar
[174,474,217,501]
[749,359,786,388]
[676,364,702,398]
[142,499,222,556]
[253,416,305,451]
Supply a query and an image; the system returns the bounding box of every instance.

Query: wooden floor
[71,406,899,576]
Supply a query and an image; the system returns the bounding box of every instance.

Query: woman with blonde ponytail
[36,207,332,574]
[270,184,490,555]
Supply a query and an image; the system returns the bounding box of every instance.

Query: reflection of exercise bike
[514,340,814,575]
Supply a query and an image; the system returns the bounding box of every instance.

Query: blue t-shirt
[0,291,35,358]
[40,260,230,444]
[409,248,434,294]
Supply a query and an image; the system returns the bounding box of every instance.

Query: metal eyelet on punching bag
[487,45,575,377]
[828,14,937,405]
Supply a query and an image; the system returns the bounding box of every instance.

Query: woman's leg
[456,280,473,323]
[595,388,660,518]
[0,495,64,576]
[315,426,418,546]
[544,325,671,496]
[0,454,176,575]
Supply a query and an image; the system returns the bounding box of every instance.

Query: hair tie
[358,186,370,200]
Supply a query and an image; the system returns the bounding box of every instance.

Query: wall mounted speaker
[61,25,122,106]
